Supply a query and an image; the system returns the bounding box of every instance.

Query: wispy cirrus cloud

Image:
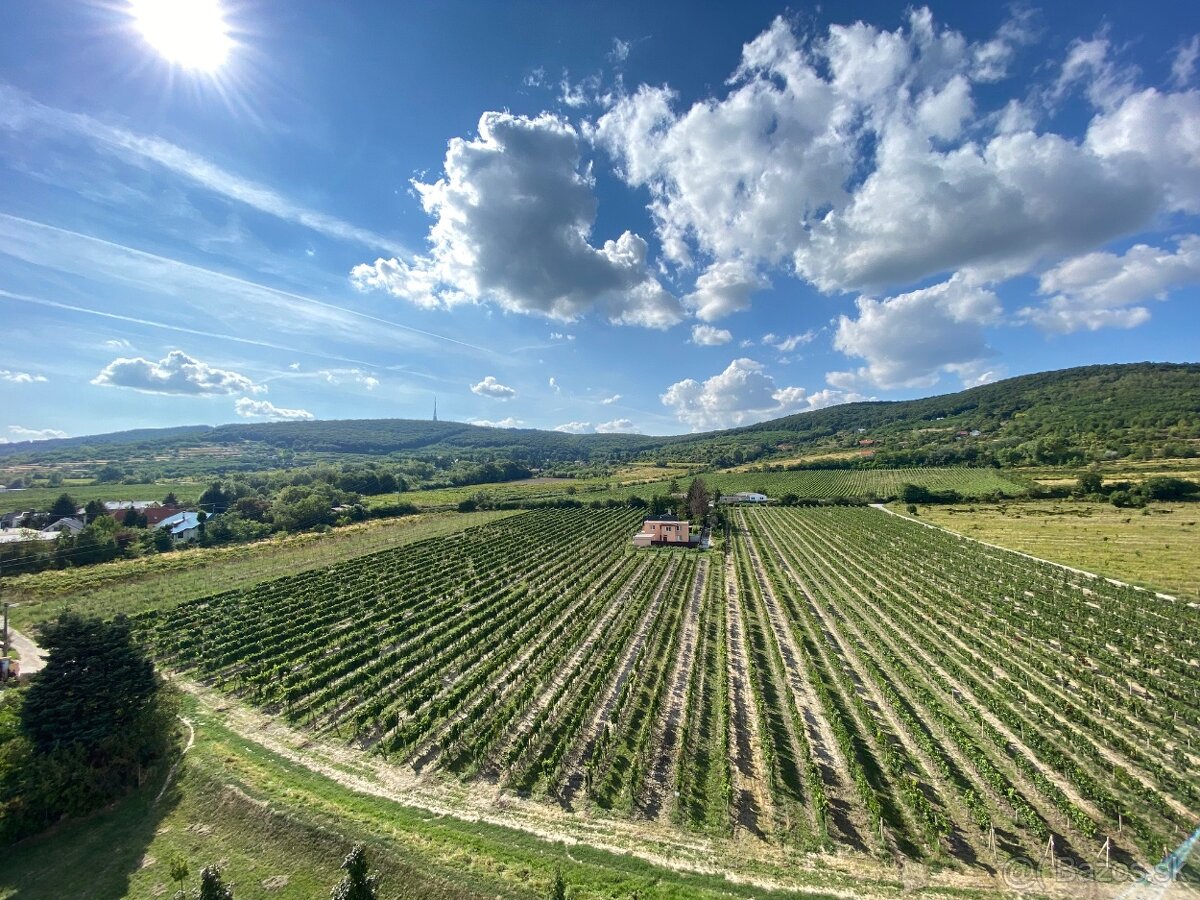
[0,84,408,256]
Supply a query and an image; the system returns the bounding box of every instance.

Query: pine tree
[197,865,234,900]
[330,843,379,900]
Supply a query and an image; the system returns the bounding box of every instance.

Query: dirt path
[641,557,707,820]
[723,546,773,840]
[155,716,196,804]
[4,626,47,675]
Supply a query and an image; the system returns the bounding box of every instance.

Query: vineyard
[135,505,1199,877]
[708,466,1027,500]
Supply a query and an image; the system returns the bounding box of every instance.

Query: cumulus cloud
[661,358,862,431]
[593,10,1190,300]
[600,393,622,404]
[4,425,68,441]
[831,275,1002,389]
[549,332,576,341]
[92,350,263,395]
[469,417,525,428]
[234,398,314,421]
[553,419,640,434]
[690,324,733,346]
[548,376,561,393]
[0,370,47,383]
[351,112,682,328]
[1021,235,1200,333]
[470,375,517,399]
[596,418,637,433]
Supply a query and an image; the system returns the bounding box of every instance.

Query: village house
[632,514,698,548]
[156,511,202,544]
[719,491,771,504]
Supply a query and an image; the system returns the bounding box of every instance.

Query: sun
[130,0,233,72]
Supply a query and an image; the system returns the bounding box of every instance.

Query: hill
[1,362,1196,475]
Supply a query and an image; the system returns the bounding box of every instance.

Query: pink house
[632,514,696,547]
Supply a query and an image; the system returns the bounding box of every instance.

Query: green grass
[0,694,850,900]
[6,511,520,630]
[0,482,205,514]
[898,500,1200,599]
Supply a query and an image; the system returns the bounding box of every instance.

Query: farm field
[374,466,1030,511]
[1023,461,1200,488]
[133,506,1199,886]
[6,510,519,629]
[708,467,1027,500]
[899,501,1200,599]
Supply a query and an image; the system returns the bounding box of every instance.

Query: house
[0,511,29,529]
[632,514,698,548]
[43,517,84,535]
[0,528,57,544]
[719,491,770,504]
[156,511,202,543]
[143,505,182,527]
[858,438,876,446]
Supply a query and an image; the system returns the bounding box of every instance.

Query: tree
[1075,472,1104,496]
[197,865,234,900]
[48,492,77,518]
[330,843,379,900]
[685,477,710,521]
[162,491,179,507]
[546,866,567,900]
[84,499,107,522]
[168,855,190,899]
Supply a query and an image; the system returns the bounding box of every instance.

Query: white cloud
[1171,36,1200,89]
[762,331,816,353]
[683,262,768,321]
[288,361,301,370]
[1021,235,1200,333]
[92,350,264,395]
[317,368,380,390]
[0,85,404,255]
[690,324,733,346]
[600,393,622,404]
[593,11,1192,302]
[104,338,133,350]
[548,376,561,393]
[661,358,862,431]
[609,38,632,63]
[596,418,637,433]
[549,332,576,341]
[831,275,1002,389]
[0,370,47,384]
[469,417,524,429]
[234,398,314,421]
[554,421,593,434]
[351,112,682,328]
[5,425,68,441]
[470,375,517,400]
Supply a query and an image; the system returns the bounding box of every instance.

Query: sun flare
[130,0,233,71]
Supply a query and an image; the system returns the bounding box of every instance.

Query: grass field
[0,481,205,514]
[898,500,1200,599]
[2,691,847,900]
[1024,460,1200,487]
[5,510,519,629]
[131,506,1198,882]
[375,467,1030,511]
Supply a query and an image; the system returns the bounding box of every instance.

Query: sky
[1,0,1198,441]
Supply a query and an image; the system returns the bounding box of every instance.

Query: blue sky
[1,0,1198,440]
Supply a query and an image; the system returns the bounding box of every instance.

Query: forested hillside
[2,363,1196,476]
